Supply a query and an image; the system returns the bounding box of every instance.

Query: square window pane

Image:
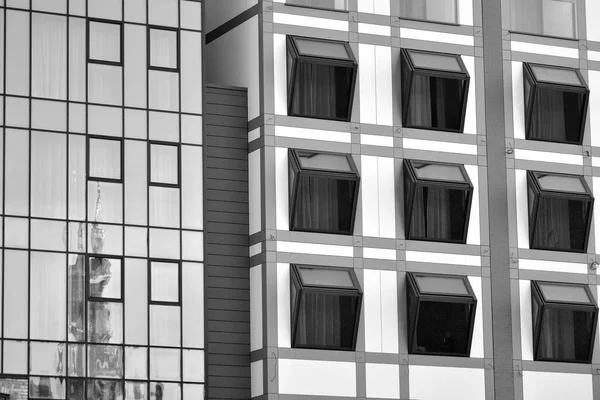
[89,138,122,180]
[151,144,179,185]
[89,256,122,300]
[150,348,180,380]
[151,261,180,303]
[150,382,180,400]
[88,302,123,344]
[89,21,121,63]
[150,304,181,346]
[87,379,124,399]
[125,347,148,379]
[538,307,594,362]
[126,382,148,400]
[30,342,67,376]
[87,345,123,378]
[29,377,66,399]
[67,379,85,400]
[150,28,178,69]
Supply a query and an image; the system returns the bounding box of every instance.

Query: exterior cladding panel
[204,85,251,400]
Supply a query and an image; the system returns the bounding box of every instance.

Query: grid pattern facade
[204,0,600,399]
[0,0,204,399]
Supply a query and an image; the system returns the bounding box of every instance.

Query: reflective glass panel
[150,348,181,381]
[531,65,582,86]
[68,344,86,377]
[29,377,66,399]
[297,152,352,172]
[538,283,592,303]
[88,302,123,344]
[125,347,148,379]
[126,382,147,400]
[89,257,122,300]
[409,50,463,72]
[67,379,85,400]
[294,37,350,59]
[150,382,180,400]
[298,267,354,288]
[87,379,124,400]
[89,138,122,180]
[151,144,179,185]
[150,305,181,346]
[87,345,123,378]
[68,253,86,342]
[151,262,180,303]
[413,162,466,182]
[415,275,469,295]
[536,174,587,193]
[30,252,67,341]
[89,21,121,63]
[30,342,66,376]
[150,28,178,69]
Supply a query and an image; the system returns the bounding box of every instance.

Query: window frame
[400,48,470,133]
[147,25,180,72]
[531,280,598,363]
[87,135,124,183]
[527,170,594,253]
[406,272,477,357]
[523,62,589,145]
[285,0,348,12]
[148,141,181,188]
[86,254,124,303]
[288,148,361,235]
[290,264,362,351]
[87,18,124,66]
[286,35,358,122]
[403,158,474,244]
[148,259,182,306]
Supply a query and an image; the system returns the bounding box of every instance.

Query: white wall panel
[251,360,263,398]
[400,28,474,46]
[181,31,203,114]
[275,125,351,143]
[274,34,287,116]
[523,371,592,400]
[358,23,391,36]
[512,61,525,139]
[364,269,382,352]
[511,41,578,59]
[366,363,400,399]
[467,276,483,358]
[250,149,263,234]
[6,10,29,96]
[375,46,393,126]
[519,279,533,361]
[250,265,262,352]
[406,251,481,266]
[359,44,377,124]
[273,13,349,31]
[515,149,582,165]
[125,24,147,108]
[361,155,380,236]
[458,0,473,25]
[520,259,588,274]
[462,56,476,134]
[465,165,480,245]
[409,366,485,400]
[515,170,529,249]
[588,0,600,41]
[277,241,354,257]
[279,359,356,397]
[32,13,67,100]
[277,263,291,348]
[378,157,396,238]
[403,138,477,154]
[590,71,600,147]
[69,17,86,102]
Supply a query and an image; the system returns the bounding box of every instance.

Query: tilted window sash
[287,35,358,122]
[523,63,589,145]
[527,171,594,253]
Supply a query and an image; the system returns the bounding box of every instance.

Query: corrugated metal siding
[204,85,250,400]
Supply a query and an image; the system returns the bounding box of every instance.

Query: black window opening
[287,35,358,121]
[401,48,470,132]
[286,0,347,11]
[288,148,360,235]
[523,63,589,145]
[407,272,477,357]
[404,159,473,243]
[290,264,362,351]
[527,171,594,253]
[531,280,598,363]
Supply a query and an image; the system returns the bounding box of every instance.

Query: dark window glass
[287,36,357,121]
[527,171,593,252]
[289,149,360,235]
[401,49,469,132]
[524,63,589,145]
[404,159,473,243]
[407,272,477,357]
[400,0,458,24]
[510,0,577,39]
[291,264,362,351]
[286,0,347,11]
[531,281,598,363]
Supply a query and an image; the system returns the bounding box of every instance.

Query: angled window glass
[523,63,589,144]
[286,0,347,11]
[401,49,470,132]
[287,36,358,121]
[291,264,362,351]
[407,272,477,357]
[404,159,473,243]
[531,281,598,363]
[289,149,360,235]
[527,171,593,252]
[400,0,458,24]
[88,20,122,64]
[511,0,577,39]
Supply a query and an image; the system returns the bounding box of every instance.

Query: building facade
[204,0,600,399]
[0,0,204,399]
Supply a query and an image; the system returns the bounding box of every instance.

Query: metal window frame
[403,159,474,244]
[87,18,124,66]
[288,148,360,235]
[523,62,589,145]
[531,280,598,363]
[406,271,477,357]
[400,48,470,133]
[147,25,181,73]
[290,264,362,351]
[286,35,358,122]
[86,254,125,302]
[147,141,181,188]
[86,135,125,183]
[527,170,594,253]
[148,259,182,306]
